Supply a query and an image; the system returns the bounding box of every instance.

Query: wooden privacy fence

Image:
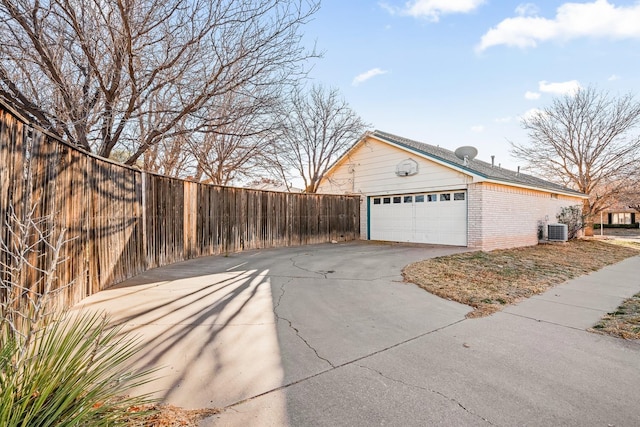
[0,99,360,309]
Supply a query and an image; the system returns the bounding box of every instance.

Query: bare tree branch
[1,203,72,356]
[511,87,640,231]
[275,84,369,193]
[0,0,319,161]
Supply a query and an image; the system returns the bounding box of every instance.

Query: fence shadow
[73,257,283,409]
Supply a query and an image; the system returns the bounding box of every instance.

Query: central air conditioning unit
[548,224,568,241]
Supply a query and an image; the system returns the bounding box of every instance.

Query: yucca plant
[0,311,158,426]
[1,204,158,426]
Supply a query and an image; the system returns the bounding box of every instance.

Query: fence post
[141,171,148,269]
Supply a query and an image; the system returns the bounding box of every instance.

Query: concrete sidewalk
[503,255,640,330]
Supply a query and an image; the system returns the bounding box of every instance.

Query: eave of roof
[324,130,586,199]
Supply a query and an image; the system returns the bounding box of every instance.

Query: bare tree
[626,191,640,214]
[0,0,319,164]
[184,90,277,185]
[140,88,278,184]
[143,133,194,178]
[187,132,270,186]
[275,84,369,193]
[511,87,640,234]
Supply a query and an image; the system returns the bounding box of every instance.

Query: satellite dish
[454,146,478,162]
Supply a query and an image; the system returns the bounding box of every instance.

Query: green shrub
[1,204,157,426]
[0,311,157,426]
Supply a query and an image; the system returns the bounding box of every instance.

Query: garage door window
[440,193,451,201]
[454,192,465,201]
[383,197,391,204]
[404,196,413,203]
[393,196,401,203]
[427,194,437,202]
[373,198,381,205]
[415,195,425,202]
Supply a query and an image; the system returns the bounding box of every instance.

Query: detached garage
[317,130,586,251]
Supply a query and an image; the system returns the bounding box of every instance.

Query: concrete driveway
[74,242,640,426]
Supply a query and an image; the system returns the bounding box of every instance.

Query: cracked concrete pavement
[73,242,640,426]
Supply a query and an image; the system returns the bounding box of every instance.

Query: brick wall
[467,184,483,248]
[468,182,583,251]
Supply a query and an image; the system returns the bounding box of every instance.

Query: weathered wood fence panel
[0,100,360,308]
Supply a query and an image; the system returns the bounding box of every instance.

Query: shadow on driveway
[74,242,640,426]
[74,242,469,419]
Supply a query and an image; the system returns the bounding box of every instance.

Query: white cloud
[525,91,541,100]
[379,2,396,15]
[352,68,389,86]
[494,116,512,123]
[515,3,539,17]
[538,79,581,95]
[520,108,545,121]
[471,125,485,133]
[477,0,640,52]
[608,74,620,81]
[381,0,485,22]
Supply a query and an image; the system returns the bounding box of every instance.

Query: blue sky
[302,0,640,170]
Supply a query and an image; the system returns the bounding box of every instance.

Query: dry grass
[129,404,221,426]
[403,239,640,318]
[591,292,640,340]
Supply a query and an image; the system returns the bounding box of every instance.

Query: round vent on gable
[395,158,419,177]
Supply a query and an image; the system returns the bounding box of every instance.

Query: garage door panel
[370,191,467,246]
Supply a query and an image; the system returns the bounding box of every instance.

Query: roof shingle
[371,130,584,196]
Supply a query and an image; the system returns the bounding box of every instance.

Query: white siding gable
[318,137,472,195]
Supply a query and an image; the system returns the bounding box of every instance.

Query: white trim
[481,179,588,199]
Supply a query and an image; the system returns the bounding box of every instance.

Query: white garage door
[369,191,467,246]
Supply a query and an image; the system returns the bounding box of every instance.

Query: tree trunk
[583,198,594,236]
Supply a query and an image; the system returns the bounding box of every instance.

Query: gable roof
[358,130,585,198]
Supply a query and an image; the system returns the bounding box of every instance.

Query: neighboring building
[317,130,587,251]
[595,202,638,226]
[244,178,304,193]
